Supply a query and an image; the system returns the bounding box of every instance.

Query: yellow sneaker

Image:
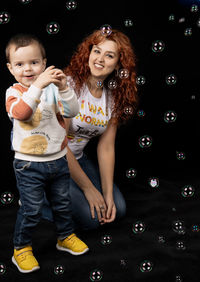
[56,233,89,255]
[12,246,40,273]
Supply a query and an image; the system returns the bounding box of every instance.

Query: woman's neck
[87,76,104,98]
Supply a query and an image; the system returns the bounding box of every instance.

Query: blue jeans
[13,156,74,249]
[42,154,126,230]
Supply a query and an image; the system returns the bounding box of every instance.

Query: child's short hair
[5,33,46,63]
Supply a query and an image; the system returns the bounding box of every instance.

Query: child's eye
[32,61,38,65]
[16,63,22,67]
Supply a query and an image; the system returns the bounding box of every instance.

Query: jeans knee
[116,199,126,219]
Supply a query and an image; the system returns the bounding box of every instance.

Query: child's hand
[53,69,68,91]
[33,66,63,89]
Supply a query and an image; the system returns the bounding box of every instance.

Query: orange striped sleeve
[6,95,33,120]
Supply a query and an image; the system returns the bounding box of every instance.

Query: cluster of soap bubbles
[168,4,200,36]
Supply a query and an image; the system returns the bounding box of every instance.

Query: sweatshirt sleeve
[58,87,79,118]
[6,84,42,121]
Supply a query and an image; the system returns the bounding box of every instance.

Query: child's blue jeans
[13,156,74,249]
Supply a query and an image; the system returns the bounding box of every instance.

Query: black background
[0,0,199,281]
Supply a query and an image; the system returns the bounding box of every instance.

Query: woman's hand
[83,186,107,224]
[100,194,116,224]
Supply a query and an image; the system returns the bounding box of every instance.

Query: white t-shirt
[68,84,114,159]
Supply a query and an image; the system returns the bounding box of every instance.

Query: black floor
[0,167,199,282]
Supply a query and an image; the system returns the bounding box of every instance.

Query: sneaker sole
[56,244,89,255]
[12,256,40,273]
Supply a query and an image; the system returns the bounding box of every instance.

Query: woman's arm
[64,118,107,223]
[97,118,118,222]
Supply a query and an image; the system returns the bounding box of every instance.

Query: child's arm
[6,66,62,121]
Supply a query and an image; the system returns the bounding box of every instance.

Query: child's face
[7,42,46,88]
[88,39,119,81]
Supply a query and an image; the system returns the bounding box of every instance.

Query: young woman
[42,28,138,230]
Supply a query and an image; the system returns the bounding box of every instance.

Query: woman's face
[88,39,119,81]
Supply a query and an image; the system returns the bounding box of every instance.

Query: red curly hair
[63,29,138,124]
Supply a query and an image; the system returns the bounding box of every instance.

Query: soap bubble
[108,79,117,89]
[0,192,14,205]
[100,234,112,245]
[66,1,77,10]
[120,259,128,269]
[136,75,146,85]
[165,74,177,85]
[157,235,166,244]
[184,28,192,36]
[176,240,186,251]
[54,265,65,275]
[18,0,32,4]
[124,106,134,115]
[191,4,198,12]
[181,185,195,198]
[137,109,145,118]
[90,269,103,281]
[100,24,112,36]
[197,18,200,27]
[175,275,183,282]
[152,40,165,53]
[0,11,11,24]
[168,14,175,22]
[178,17,185,23]
[148,177,159,188]
[191,224,200,233]
[96,80,103,88]
[124,18,133,27]
[132,221,146,234]
[164,110,177,123]
[46,22,60,34]
[172,220,186,235]
[140,260,153,272]
[118,68,129,79]
[126,168,137,178]
[138,135,152,148]
[176,151,186,160]
[0,263,6,275]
